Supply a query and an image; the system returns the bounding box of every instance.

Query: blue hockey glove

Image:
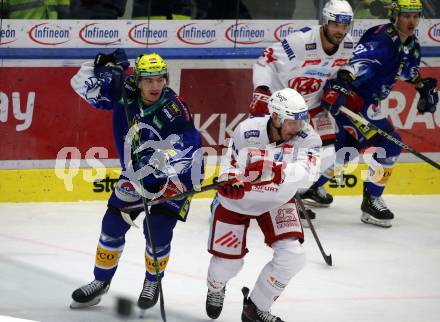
[416,78,438,114]
[321,78,351,116]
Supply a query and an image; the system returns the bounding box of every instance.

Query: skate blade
[70,297,101,309]
[302,199,331,208]
[361,212,392,228]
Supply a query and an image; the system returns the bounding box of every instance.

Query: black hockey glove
[93,48,129,80]
[321,78,351,116]
[416,78,438,114]
[94,48,129,70]
[122,76,138,101]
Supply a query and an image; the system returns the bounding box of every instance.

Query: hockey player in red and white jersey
[205,88,322,322]
[250,0,357,208]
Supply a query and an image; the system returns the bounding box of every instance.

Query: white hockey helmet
[268,88,308,123]
[322,0,354,25]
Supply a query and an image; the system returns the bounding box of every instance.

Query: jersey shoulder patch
[299,26,312,33]
[297,130,308,138]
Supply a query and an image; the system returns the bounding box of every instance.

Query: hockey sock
[207,256,244,291]
[250,239,305,311]
[94,207,129,281]
[145,244,170,281]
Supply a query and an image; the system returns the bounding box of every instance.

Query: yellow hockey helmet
[392,0,423,13]
[134,53,168,78]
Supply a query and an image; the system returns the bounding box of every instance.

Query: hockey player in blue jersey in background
[301,0,438,228]
[69,49,204,309]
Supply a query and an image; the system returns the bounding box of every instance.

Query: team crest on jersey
[289,77,323,95]
[305,43,316,50]
[244,130,260,139]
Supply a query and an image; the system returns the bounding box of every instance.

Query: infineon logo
[28,23,71,45]
[225,23,265,44]
[0,25,17,45]
[128,23,168,45]
[428,22,440,43]
[176,23,216,45]
[274,23,297,41]
[79,23,120,45]
[350,27,367,40]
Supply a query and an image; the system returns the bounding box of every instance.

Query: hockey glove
[217,173,252,199]
[345,90,364,113]
[321,78,351,116]
[94,48,129,81]
[94,48,129,70]
[123,76,138,100]
[159,178,187,200]
[244,160,285,186]
[249,86,271,116]
[218,181,251,200]
[416,77,438,114]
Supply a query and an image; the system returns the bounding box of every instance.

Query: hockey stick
[121,176,269,226]
[120,181,223,227]
[120,78,167,322]
[340,106,440,170]
[295,194,332,266]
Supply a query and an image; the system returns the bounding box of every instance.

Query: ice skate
[301,186,333,207]
[361,190,394,228]
[206,286,226,319]
[70,279,110,309]
[241,287,284,322]
[137,277,159,310]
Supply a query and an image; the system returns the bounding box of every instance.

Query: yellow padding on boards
[95,244,123,269]
[145,254,169,274]
[0,163,439,202]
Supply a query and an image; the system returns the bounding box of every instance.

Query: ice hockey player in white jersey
[250,0,356,208]
[205,88,322,322]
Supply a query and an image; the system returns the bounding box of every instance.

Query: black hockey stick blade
[296,194,333,266]
[159,282,167,322]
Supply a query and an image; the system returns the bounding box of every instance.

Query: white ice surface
[0,196,439,322]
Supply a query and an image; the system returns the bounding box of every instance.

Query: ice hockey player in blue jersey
[69,49,204,309]
[301,0,438,228]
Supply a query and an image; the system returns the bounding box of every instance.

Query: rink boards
[1,26,440,203]
[1,162,439,202]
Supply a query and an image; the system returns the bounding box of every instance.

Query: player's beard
[323,26,345,46]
